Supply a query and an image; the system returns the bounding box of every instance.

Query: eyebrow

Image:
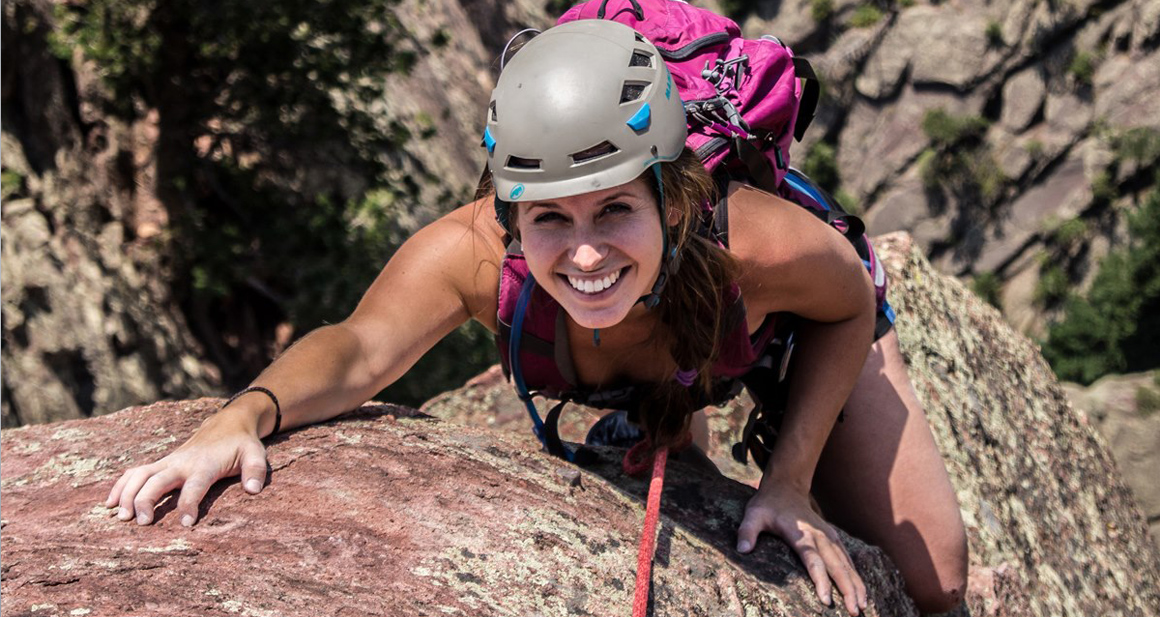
[526,191,638,211]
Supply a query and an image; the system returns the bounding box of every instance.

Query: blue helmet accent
[509,184,525,200]
[626,103,652,132]
[482,127,497,155]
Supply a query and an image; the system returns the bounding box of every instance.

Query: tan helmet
[484,19,687,206]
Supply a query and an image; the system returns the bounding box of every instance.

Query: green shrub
[922,108,990,147]
[970,271,1003,308]
[1111,127,1160,167]
[811,0,835,22]
[917,148,940,189]
[849,4,885,27]
[800,142,841,195]
[1051,217,1089,247]
[1,169,24,200]
[1068,50,1099,88]
[1137,386,1160,417]
[1091,170,1116,206]
[835,189,861,215]
[985,20,1004,48]
[1035,265,1071,307]
[1025,139,1045,159]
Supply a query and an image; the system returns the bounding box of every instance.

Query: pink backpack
[559,0,818,191]
[558,0,888,311]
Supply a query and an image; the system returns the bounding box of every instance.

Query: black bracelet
[224,386,282,436]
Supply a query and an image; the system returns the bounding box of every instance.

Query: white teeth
[568,269,621,294]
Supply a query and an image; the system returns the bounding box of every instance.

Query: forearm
[216,322,384,438]
[760,310,875,493]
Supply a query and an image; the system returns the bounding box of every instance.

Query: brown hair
[638,148,740,451]
[480,148,741,451]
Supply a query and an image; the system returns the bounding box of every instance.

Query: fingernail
[136,512,150,525]
[181,515,195,528]
[246,479,262,493]
[117,507,132,521]
[736,540,752,553]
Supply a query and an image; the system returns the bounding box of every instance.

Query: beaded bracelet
[223,386,282,436]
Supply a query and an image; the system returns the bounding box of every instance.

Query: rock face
[1,400,916,617]
[2,1,218,427]
[5,233,1156,617]
[743,0,1160,337]
[1063,371,1160,553]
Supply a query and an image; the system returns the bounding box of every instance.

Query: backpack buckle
[701,54,749,94]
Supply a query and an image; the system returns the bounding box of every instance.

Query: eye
[533,211,566,224]
[600,202,632,216]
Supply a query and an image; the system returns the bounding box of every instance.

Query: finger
[175,474,215,528]
[795,541,833,607]
[105,472,131,508]
[239,441,268,494]
[735,510,768,553]
[116,467,156,521]
[845,547,867,610]
[817,539,860,615]
[133,469,183,525]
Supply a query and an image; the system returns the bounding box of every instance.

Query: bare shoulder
[420,196,509,330]
[351,196,508,333]
[725,182,872,321]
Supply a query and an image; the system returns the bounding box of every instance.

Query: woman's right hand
[104,404,270,527]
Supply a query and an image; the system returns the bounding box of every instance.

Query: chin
[565,306,633,330]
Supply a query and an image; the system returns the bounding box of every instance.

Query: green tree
[1042,185,1160,384]
[51,0,493,404]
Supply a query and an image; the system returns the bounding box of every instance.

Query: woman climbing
[105,9,968,615]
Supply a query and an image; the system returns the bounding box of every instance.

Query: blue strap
[783,169,831,211]
[509,273,576,462]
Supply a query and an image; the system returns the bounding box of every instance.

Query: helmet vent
[505,155,542,170]
[489,101,497,122]
[571,141,620,165]
[635,32,647,43]
[620,82,647,104]
[630,51,653,68]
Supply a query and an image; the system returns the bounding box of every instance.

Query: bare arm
[729,184,875,615]
[228,206,503,436]
[105,199,505,527]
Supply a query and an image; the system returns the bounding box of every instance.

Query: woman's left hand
[736,482,868,616]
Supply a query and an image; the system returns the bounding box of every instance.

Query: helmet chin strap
[637,163,679,311]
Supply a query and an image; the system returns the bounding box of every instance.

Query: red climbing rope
[631,446,669,617]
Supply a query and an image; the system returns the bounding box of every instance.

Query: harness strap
[733,136,783,195]
[792,57,819,142]
[510,272,577,462]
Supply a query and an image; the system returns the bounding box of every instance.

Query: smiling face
[515,178,666,330]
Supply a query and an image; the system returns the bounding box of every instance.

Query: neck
[569,303,665,350]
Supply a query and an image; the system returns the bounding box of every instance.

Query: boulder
[999,66,1046,133]
[838,85,984,201]
[1062,371,1160,553]
[4,234,1159,616]
[1,400,915,616]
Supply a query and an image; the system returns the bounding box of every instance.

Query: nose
[571,241,605,272]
